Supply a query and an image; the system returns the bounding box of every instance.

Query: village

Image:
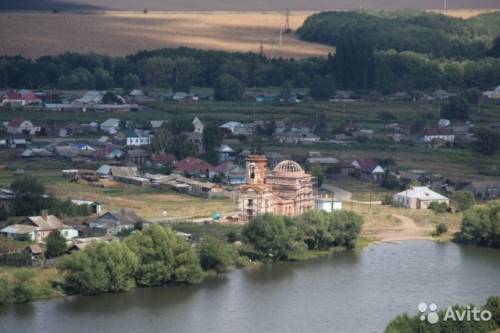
[0,86,499,266]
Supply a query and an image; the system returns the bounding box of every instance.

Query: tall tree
[45,230,66,258]
[213,74,244,101]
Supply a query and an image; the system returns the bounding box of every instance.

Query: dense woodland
[0,11,499,96]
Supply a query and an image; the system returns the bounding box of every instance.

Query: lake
[1,241,499,333]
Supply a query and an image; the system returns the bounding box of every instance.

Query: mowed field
[0,11,334,59]
[1,9,498,59]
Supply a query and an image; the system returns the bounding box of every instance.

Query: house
[149,120,165,129]
[6,119,40,135]
[1,224,36,242]
[23,244,44,260]
[212,162,246,185]
[0,188,16,206]
[276,131,320,144]
[77,90,103,104]
[109,166,149,186]
[100,118,121,134]
[71,200,102,215]
[352,159,385,181]
[156,174,224,198]
[124,129,151,146]
[1,211,78,243]
[483,86,500,100]
[151,153,177,167]
[463,180,500,199]
[219,122,254,136]
[220,121,243,135]
[306,151,339,166]
[394,186,449,209]
[417,128,455,144]
[1,90,40,107]
[129,89,145,103]
[218,144,236,162]
[192,116,204,134]
[127,149,149,165]
[315,195,342,212]
[88,209,142,236]
[21,148,53,158]
[66,236,116,254]
[174,157,213,178]
[106,148,124,160]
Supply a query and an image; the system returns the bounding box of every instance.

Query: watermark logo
[417,302,492,325]
[418,302,439,324]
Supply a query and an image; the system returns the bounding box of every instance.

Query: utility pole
[284,9,291,33]
[279,27,283,47]
[444,0,447,11]
[259,40,264,57]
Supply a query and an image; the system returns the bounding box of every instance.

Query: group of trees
[298,11,500,92]
[384,296,500,333]
[299,11,500,59]
[242,211,363,261]
[149,118,197,160]
[58,224,203,295]
[455,202,500,248]
[0,270,52,305]
[1,177,92,220]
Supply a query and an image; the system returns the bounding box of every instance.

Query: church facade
[238,155,314,220]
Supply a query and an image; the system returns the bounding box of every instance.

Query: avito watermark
[418,302,492,325]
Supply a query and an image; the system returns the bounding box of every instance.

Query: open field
[0,11,333,59]
[1,8,498,59]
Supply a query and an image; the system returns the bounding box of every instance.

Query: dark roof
[96,209,142,225]
[175,157,213,173]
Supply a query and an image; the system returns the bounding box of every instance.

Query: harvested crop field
[0,11,334,59]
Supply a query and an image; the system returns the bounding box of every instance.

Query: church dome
[273,160,304,175]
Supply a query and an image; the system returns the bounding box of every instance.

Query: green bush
[58,241,138,295]
[125,224,203,286]
[198,237,235,272]
[435,223,448,236]
[456,203,500,248]
[450,191,475,212]
[242,214,302,262]
[428,202,448,214]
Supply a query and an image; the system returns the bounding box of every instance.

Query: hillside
[297,10,500,59]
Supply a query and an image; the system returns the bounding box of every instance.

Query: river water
[1,241,499,333]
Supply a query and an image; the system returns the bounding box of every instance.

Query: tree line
[1,34,499,98]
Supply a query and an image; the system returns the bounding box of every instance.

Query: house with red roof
[174,157,214,178]
[352,158,385,181]
[150,153,177,167]
[1,90,41,107]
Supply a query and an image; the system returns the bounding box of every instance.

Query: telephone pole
[284,9,292,33]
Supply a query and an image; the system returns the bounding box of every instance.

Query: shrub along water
[455,202,500,249]
[2,211,364,303]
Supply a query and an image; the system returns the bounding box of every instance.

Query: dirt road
[363,214,438,242]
